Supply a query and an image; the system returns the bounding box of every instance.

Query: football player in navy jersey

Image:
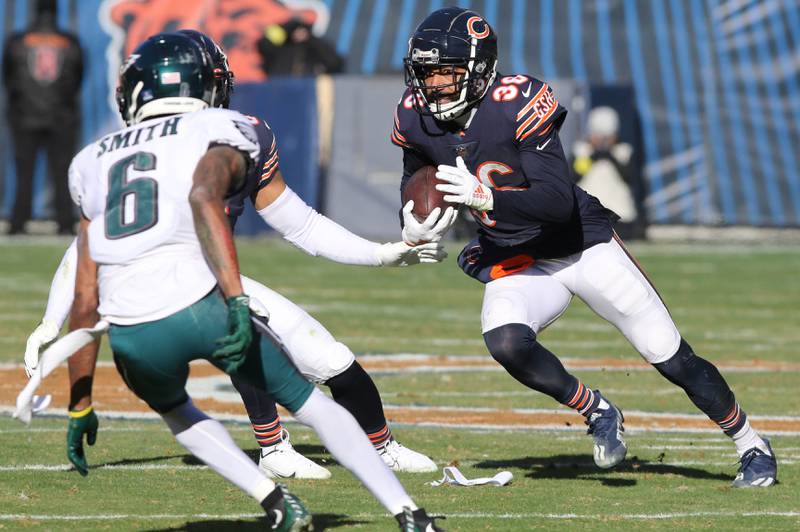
[23,30,445,487]
[394,7,776,487]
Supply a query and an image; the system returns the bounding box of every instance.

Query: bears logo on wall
[101,0,329,83]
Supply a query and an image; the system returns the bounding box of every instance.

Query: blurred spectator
[257,18,343,77]
[571,106,645,240]
[2,0,83,235]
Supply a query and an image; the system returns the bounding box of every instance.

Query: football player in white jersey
[24,29,452,478]
[63,33,444,531]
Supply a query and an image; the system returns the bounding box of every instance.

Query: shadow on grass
[473,453,732,485]
[177,444,335,468]
[144,513,366,531]
[88,453,192,469]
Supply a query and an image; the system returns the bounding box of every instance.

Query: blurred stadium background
[2,0,800,238]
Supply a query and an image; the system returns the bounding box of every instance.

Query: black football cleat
[733,438,777,488]
[586,391,628,469]
[395,507,445,532]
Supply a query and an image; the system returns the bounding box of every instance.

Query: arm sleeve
[258,186,382,266]
[42,239,78,328]
[491,127,576,224]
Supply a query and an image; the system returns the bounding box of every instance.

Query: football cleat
[259,430,331,480]
[395,506,445,532]
[379,439,437,473]
[585,392,627,469]
[733,438,777,488]
[263,484,314,532]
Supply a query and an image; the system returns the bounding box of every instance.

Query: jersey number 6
[105,151,158,240]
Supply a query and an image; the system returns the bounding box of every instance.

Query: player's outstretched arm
[66,217,100,476]
[24,239,78,377]
[253,171,446,266]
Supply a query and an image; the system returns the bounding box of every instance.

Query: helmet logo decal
[466,16,490,39]
[160,71,181,84]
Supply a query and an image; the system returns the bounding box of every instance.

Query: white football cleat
[379,439,437,473]
[258,430,331,480]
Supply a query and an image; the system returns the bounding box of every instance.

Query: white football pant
[241,276,356,382]
[481,237,681,364]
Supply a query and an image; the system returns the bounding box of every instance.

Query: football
[401,165,456,222]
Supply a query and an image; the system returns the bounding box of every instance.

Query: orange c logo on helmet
[466,16,490,39]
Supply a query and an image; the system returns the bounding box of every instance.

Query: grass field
[0,236,798,531]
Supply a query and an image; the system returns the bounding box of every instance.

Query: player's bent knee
[629,311,681,364]
[161,399,210,435]
[301,341,356,383]
[483,323,535,371]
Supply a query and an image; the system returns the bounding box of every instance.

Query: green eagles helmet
[116,32,216,125]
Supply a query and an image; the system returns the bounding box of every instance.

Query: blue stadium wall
[2,0,799,227]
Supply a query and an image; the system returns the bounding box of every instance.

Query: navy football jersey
[393,74,617,275]
[226,115,280,226]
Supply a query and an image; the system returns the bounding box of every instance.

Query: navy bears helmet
[176,29,235,109]
[404,7,498,121]
[116,32,216,125]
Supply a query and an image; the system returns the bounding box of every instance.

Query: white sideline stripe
[3,407,800,437]
[1,511,799,522]
[0,464,207,472]
[639,445,800,451]
[382,403,800,423]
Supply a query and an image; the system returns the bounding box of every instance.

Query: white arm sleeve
[257,187,382,266]
[42,239,78,329]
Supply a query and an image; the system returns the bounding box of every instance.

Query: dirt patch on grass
[3,362,798,433]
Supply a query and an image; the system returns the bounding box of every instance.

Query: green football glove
[67,406,98,476]
[213,295,253,373]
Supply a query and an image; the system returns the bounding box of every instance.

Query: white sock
[731,419,770,457]
[293,388,416,515]
[162,399,275,502]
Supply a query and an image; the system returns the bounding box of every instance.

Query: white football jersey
[69,108,260,325]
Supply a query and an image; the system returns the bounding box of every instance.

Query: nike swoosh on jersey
[521,82,532,98]
[536,137,552,150]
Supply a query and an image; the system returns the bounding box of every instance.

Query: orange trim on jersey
[489,254,535,280]
[516,84,548,121]
[518,104,559,142]
[393,126,408,143]
[515,97,557,140]
[262,151,279,170]
[260,165,279,182]
[391,129,411,148]
[537,123,554,137]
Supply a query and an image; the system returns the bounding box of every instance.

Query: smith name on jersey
[393,74,618,282]
[68,108,262,325]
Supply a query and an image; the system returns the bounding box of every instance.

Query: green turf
[0,237,798,531]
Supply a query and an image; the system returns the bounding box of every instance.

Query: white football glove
[401,201,458,245]
[435,156,494,211]
[376,241,447,267]
[24,320,60,378]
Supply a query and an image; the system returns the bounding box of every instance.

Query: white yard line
[0,511,798,521]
